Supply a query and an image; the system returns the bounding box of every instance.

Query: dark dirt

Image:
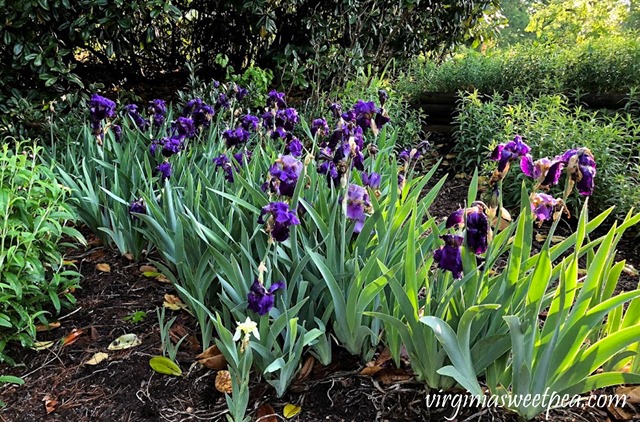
[1,143,640,421]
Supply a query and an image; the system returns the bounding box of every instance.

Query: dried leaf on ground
[215,370,232,394]
[32,341,56,351]
[163,294,188,311]
[62,328,84,346]
[96,263,111,273]
[43,394,58,414]
[107,333,141,351]
[283,403,302,419]
[139,265,158,274]
[616,386,640,405]
[256,403,277,422]
[374,367,413,385]
[170,324,200,352]
[84,352,109,366]
[293,355,315,384]
[196,344,227,370]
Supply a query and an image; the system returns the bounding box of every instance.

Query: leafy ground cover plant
[0,141,84,363]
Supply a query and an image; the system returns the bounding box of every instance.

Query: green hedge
[453,91,640,217]
[400,36,640,97]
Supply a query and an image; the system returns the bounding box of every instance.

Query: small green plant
[156,307,187,363]
[122,311,147,324]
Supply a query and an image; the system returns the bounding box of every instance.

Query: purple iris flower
[318,160,341,188]
[161,136,183,157]
[267,90,287,109]
[149,99,167,126]
[285,137,303,157]
[112,124,122,142]
[213,151,252,182]
[345,184,371,233]
[150,140,159,155]
[378,89,389,106]
[156,161,172,181]
[353,100,377,130]
[560,148,596,196]
[520,155,564,188]
[242,115,260,132]
[491,135,531,173]
[124,104,149,130]
[129,198,146,219]
[258,202,300,242]
[311,118,330,137]
[531,193,558,223]
[262,111,275,129]
[277,108,299,131]
[223,127,251,148]
[329,103,342,119]
[434,235,464,279]
[446,209,464,229]
[215,93,230,109]
[264,155,303,197]
[236,86,248,101]
[247,279,285,315]
[465,208,490,254]
[341,110,356,122]
[172,117,196,138]
[399,148,421,163]
[362,172,381,189]
[271,126,287,140]
[374,113,391,130]
[89,94,116,123]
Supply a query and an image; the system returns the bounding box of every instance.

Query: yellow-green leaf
[283,403,301,418]
[107,333,141,350]
[84,352,109,365]
[149,356,182,376]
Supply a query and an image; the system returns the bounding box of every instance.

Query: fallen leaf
[616,386,640,404]
[62,260,77,266]
[163,294,187,311]
[170,324,200,352]
[215,370,233,394]
[43,394,58,414]
[535,233,547,242]
[196,345,227,370]
[608,403,637,421]
[35,322,61,332]
[149,356,182,376]
[124,253,134,261]
[293,355,315,384]
[375,347,392,366]
[445,153,456,159]
[360,365,383,376]
[90,326,100,341]
[32,341,56,351]
[623,264,639,277]
[140,264,158,273]
[283,403,301,419]
[108,333,142,351]
[96,263,111,273]
[87,236,102,247]
[62,328,84,346]
[375,367,413,385]
[255,404,277,422]
[84,352,109,366]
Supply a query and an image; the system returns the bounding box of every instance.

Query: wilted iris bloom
[311,118,330,137]
[399,148,421,163]
[129,198,146,219]
[172,116,196,138]
[258,201,300,242]
[378,89,389,106]
[560,148,596,196]
[223,127,251,148]
[241,115,260,132]
[267,90,287,109]
[156,161,172,181]
[345,184,372,233]
[362,172,381,189]
[491,135,531,175]
[520,155,564,188]
[531,193,558,224]
[446,209,464,229]
[247,279,285,315]
[264,155,303,197]
[89,94,116,122]
[434,234,464,279]
[329,103,342,119]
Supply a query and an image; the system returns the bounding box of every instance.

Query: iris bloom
[560,148,596,196]
[329,103,342,119]
[258,202,300,242]
[172,117,196,138]
[233,316,259,352]
[362,172,381,189]
[378,89,389,106]
[215,93,230,109]
[491,135,531,175]
[520,155,564,188]
[112,124,122,142]
[267,90,286,109]
[129,198,146,219]
[264,155,303,197]
[161,136,183,157]
[531,193,558,224]
[156,161,172,181]
[149,99,167,126]
[247,279,285,315]
[241,115,260,132]
[345,184,371,233]
[445,204,491,254]
[89,94,116,122]
[434,235,464,279]
[285,137,303,157]
[223,127,251,148]
[124,104,149,130]
[311,118,329,137]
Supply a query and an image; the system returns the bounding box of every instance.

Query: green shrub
[453,91,640,218]
[0,141,84,363]
[399,36,640,98]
